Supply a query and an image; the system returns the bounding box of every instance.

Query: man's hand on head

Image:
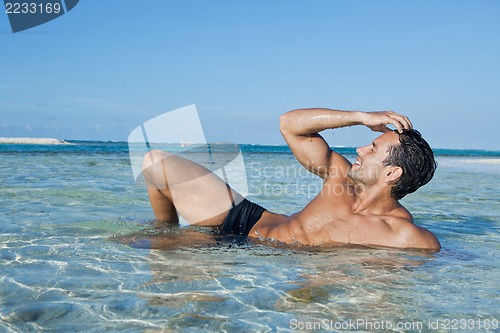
[359,111,413,133]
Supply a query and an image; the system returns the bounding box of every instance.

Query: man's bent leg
[147,186,179,225]
[142,150,243,226]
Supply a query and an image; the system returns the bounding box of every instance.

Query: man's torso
[249,173,418,248]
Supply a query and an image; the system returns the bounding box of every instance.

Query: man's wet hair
[383,129,437,200]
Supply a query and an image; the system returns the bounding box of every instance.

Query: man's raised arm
[279,108,412,178]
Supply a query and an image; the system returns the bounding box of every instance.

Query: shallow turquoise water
[0,142,499,332]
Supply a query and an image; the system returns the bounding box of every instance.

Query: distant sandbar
[463,158,500,164]
[0,137,70,145]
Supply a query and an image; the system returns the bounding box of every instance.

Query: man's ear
[385,166,403,184]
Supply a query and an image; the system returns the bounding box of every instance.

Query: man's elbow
[279,112,291,134]
[279,110,298,134]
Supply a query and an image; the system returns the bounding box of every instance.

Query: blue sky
[1,0,499,150]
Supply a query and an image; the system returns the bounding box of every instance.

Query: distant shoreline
[0,138,498,154]
[0,137,70,145]
[462,158,500,164]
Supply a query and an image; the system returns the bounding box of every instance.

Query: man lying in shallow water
[141,108,440,251]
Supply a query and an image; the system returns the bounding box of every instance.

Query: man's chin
[347,170,366,185]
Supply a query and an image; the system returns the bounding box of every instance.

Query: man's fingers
[369,111,413,133]
[383,114,402,133]
[396,114,412,130]
[392,120,404,133]
[388,113,412,132]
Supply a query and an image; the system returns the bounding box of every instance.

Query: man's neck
[352,184,400,216]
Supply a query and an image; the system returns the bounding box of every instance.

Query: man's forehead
[373,131,400,146]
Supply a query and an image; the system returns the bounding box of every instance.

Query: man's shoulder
[388,217,441,251]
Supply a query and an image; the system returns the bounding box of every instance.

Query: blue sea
[0,142,499,332]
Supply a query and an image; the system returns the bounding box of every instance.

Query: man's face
[348,131,400,185]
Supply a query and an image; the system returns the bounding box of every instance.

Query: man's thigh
[143,150,243,226]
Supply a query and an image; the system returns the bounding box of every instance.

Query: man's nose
[356,145,367,155]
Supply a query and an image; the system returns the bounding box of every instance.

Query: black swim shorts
[219,199,266,237]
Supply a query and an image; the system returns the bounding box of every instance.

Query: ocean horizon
[1,137,499,156]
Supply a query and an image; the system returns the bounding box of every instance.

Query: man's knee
[142,150,175,187]
[142,150,171,172]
